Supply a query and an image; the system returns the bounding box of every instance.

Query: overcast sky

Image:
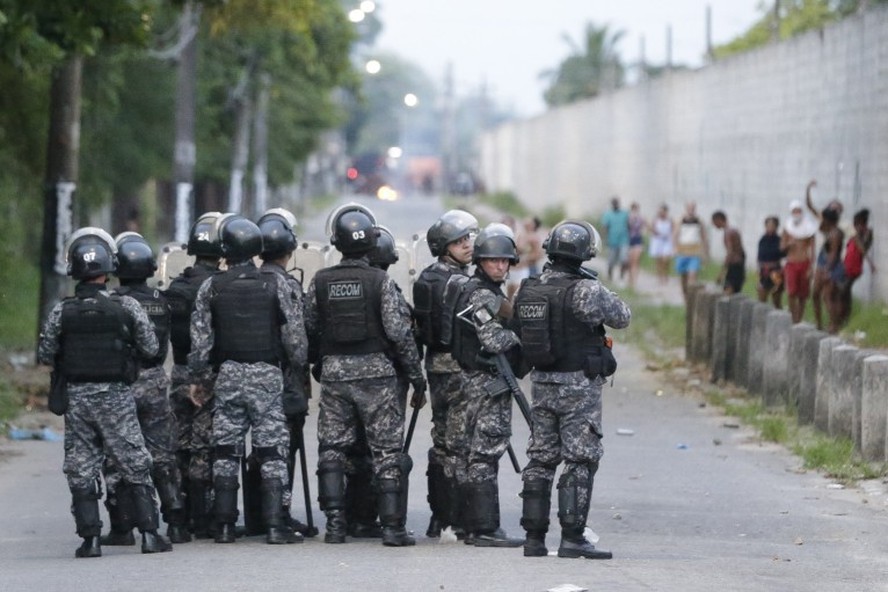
[372,0,764,116]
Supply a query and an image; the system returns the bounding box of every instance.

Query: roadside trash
[723,422,740,429]
[616,428,634,436]
[8,426,62,442]
[584,527,599,542]
[655,389,664,397]
[826,483,845,490]
[676,443,689,449]
[712,438,722,446]
[794,537,804,545]
[548,585,588,592]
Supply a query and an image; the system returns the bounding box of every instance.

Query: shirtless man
[804,179,845,332]
[711,211,745,295]
[781,199,818,323]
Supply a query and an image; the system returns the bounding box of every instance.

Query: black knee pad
[317,461,346,511]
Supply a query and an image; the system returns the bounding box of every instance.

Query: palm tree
[541,22,626,107]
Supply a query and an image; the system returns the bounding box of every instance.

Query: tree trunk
[251,72,270,217]
[37,55,83,332]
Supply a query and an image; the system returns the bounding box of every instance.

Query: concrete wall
[479,8,887,301]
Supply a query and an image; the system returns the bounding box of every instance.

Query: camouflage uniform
[517,267,630,556]
[37,283,159,537]
[188,260,307,532]
[306,258,423,543]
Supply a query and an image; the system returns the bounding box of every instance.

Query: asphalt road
[2,194,887,591]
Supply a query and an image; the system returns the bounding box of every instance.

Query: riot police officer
[37,228,171,557]
[449,223,523,548]
[250,207,311,539]
[412,209,477,537]
[305,205,426,547]
[188,214,307,545]
[514,220,630,559]
[164,211,222,537]
[100,232,189,546]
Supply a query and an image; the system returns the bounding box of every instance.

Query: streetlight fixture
[360,1,376,13]
[365,59,381,75]
[348,8,365,23]
[403,93,419,108]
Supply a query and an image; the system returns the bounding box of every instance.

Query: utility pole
[639,35,647,82]
[172,1,199,244]
[772,0,781,42]
[252,72,270,217]
[38,55,83,328]
[228,57,256,214]
[666,24,673,71]
[441,62,456,194]
[705,5,714,63]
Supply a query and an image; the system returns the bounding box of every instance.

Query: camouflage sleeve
[120,295,159,359]
[471,287,520,354]
[303,279,319,357]
[380,276,423,382]
[187,277,215,382]
[573,279,631,330]
[36,303,64,366]
[276,274,307,368]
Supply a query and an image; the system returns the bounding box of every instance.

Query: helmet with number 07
[66,227,118,280]
[330,205,378,255]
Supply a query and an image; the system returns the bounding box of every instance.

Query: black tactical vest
[413,263,464,351]
[514,275,605,372]
[165,265,215,365]
[450,274,502,372]
[209,266,282,366]
[314,263,387,356]
[116,284,170,367]
[60,293,138,383]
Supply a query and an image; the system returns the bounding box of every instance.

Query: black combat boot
[425,461,448,538]
[459,483,475,545]
[520,479,552,557]
[377,478,415,547]
[467,482,522,548]
[556,469,611,560]
[130,483,173,554]
[212,476,239,543]
[261,478,302,544]
[154,466,190,544]
[188,480,213,539]
[100,486,135,546]
[71,484,103,558]
[317,461,348,544]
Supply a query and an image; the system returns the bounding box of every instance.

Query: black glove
[409,376,427,409]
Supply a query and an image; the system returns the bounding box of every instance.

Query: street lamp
[403,93,418,108]
[360,1,376,13]
[348,8,365,23]
[365,59,381,75]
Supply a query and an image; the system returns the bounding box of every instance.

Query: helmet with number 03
[367,225,399,269]
[216,214,263,262]
[426,209,479,257]
[114,232,157,279]
[472,222,519,264]
[325,202,376,239]
[257,208,298,259]
[543,219,601,262]
[329,204,378,255]
[66,227,118,280]
[187,211,223,258]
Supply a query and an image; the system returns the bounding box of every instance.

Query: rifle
[493,353,532,429]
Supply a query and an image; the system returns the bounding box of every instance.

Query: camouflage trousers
[170,364,215,483]
[463,370,513,485]
[64,383,153,492]
[428,371,469,483]
[102,365,178,493]
[522,377,604,515]
[318,376,405,481]
[212,361,289,487]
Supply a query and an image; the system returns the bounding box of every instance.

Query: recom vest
[450,274,501,372]
[413,264,464,351]
[314,263,387,356]
[514,275,605,372]
[165,265,215,365]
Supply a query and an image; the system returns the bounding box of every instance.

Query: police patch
[517,300,548,320]
[142,303,167,316]
[328,280,363,300]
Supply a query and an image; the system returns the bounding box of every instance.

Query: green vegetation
[0,374,23,423]
[613,290,685,361]
[540,205,568,229]
[478,191,528,219]
[541,22,625,107]
[0,263,40,350]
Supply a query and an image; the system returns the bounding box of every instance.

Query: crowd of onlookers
[598,184,875,335]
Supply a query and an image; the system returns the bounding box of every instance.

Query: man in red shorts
[780,199,818,323]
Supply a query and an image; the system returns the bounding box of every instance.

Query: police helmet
[114,232,157,279]
[257,208,298,259]
[367,226,399,269]
[543,219,601,262]
[187,211,223,258]
[325,202,377,239]
[66,227,118,280]
[426,209,479,257]
[330,208,378,255]
[217,214,263,261]
[472,223,519,264]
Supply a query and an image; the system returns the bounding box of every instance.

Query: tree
[541,22,625,108]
